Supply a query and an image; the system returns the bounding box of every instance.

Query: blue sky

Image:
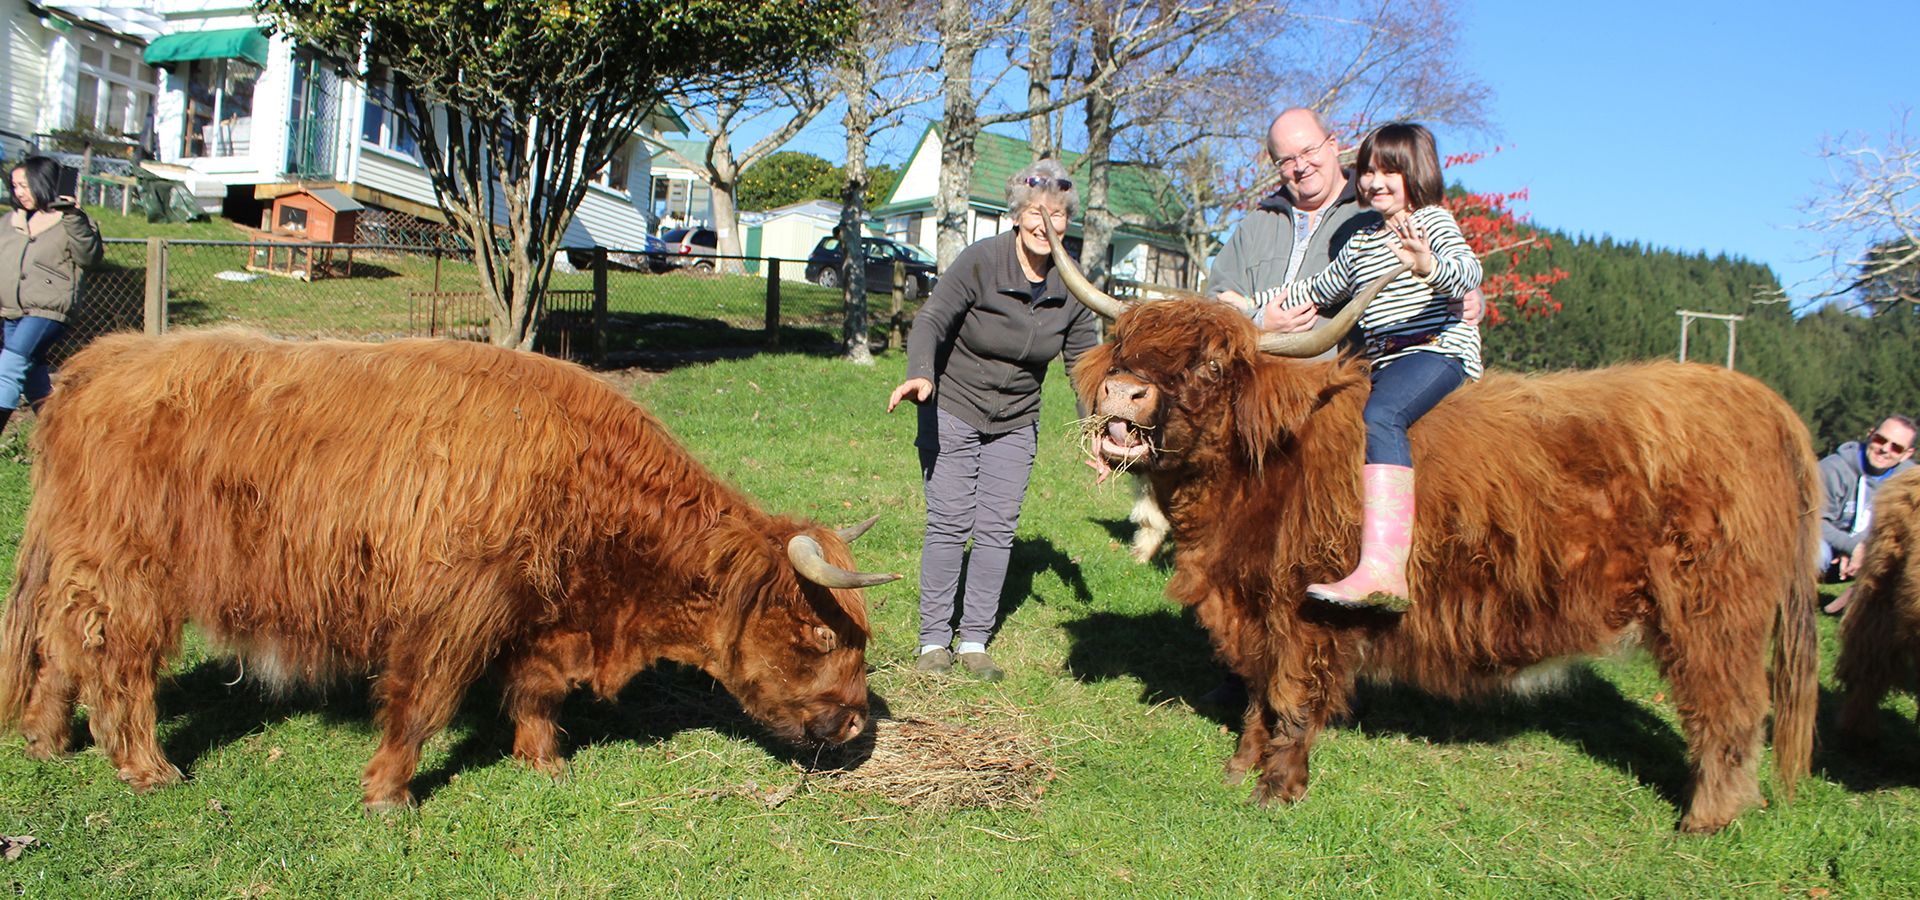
[763,1,1915,311]
[1431,0,1917,311]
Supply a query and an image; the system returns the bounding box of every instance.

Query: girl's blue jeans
[1363,351,1466,465]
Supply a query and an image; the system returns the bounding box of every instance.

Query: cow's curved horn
[1256,262,1410,358]
[835,514,881,544]
[1044,216,1127,321]
[788,534,900,589]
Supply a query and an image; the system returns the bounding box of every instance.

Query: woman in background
[0,155,102,431]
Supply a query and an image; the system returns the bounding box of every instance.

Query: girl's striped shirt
[1255,205,1483,378]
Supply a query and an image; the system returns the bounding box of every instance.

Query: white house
[53,1,705,249]
[875,124,1192,288]
[0,0,165,157]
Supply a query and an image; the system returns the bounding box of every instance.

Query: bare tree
[1803,112,1920,309]
[260,0,848,349]
[648,75,837,275]
[1109,0,1493,287]
[835,1,940,363]
[1054,0,1253,288]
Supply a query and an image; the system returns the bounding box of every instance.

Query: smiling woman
[884,158,1100,682]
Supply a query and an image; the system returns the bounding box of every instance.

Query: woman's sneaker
[915,647,953,674]
[957,651,1004,682]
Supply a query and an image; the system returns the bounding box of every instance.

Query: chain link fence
[60,239,922,369]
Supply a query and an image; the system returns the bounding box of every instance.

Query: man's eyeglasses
[1022,175,1073,191]
[1274,135,1332,170]
[1870,432,1912,454]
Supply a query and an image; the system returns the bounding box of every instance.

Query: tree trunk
[1077,25,1119,291]
[1026,0,1054,161]
[935,0,980,271]
[842,88,875,364]
[707,141,746,276]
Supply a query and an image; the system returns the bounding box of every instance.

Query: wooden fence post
[592,247,609,366]
[890,260,906,350]
[143,237,167,335]
[764,257,781,349]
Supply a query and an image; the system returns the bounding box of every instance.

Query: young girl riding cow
[1255,122,1483,612]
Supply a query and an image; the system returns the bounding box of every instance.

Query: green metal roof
[874,124,1186,242]
[143,27,269,67]
[649,138,711,168]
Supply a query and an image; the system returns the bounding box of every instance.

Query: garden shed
[250,186,363,280]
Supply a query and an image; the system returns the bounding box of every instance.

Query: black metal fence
[59,239,924,368]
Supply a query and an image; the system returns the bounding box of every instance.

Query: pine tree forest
[1478,229,1916,455]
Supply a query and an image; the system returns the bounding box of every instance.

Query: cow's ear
[1232,357,1327,470]
[804,623,838,653]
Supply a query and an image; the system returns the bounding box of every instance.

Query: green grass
[1,352,1916,896]
[80,207,880,351]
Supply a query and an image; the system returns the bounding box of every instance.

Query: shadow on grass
[918,536,1095,644]
[1812,683,1920,792]
[1061,605,1694,809]
[143,656,886,805]
[1087,515,1176,573]
[585,312,844,367]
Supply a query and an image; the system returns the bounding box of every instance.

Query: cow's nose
[1104,379,1151,403]
[806,707,866,745]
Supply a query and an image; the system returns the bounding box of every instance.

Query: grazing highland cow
[1051,231,1819,833]
[1835,467,1920,743]
[0,330,896,809]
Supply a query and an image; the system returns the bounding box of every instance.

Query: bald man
[1207,108,1380,359]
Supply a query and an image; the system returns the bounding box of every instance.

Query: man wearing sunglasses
[1818,414,1917,613]
[1206,108,1379,359]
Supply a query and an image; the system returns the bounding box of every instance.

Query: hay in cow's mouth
[1073,413,1155,477]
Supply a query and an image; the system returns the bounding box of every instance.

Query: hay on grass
[812,715,1058,812]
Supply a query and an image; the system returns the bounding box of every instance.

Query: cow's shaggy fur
[1074,299,1820,834]
[0,330,881,808]
[1835,468,1920,742]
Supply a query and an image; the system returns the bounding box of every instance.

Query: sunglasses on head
[1870,432,1911,454]
[1022,175,1073,191]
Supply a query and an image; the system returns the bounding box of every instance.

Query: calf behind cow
[1053,238,1820,834]
[0,330,894,809]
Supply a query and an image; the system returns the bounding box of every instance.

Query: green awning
[143,28,269,67]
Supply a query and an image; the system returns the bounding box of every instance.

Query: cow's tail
[1771,454,1821,801]
[0,524,51,729]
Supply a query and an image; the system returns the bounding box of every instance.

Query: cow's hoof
[1251,778,1307,807]
[362,790,416,814]
[518,754,570,781]
[22,736,70,760]
[1677,795,1759,834]
[1675,813,1731,835]
[118,763,183,793]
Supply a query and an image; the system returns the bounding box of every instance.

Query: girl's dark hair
[1356,123,1444,210]
[12,156,61,210]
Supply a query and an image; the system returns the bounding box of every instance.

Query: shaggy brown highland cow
[1835,467,1920,742]
[1051,230,1820,834]
[0,330,895,809]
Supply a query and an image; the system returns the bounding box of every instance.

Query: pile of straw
[814,715,1058,811]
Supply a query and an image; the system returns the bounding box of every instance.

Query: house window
[360,68,419,158]
[182,58,257,157]
[70,33,156,140]
[650,174,711,226]
[594,138,635,192]
[971,212,1001,243]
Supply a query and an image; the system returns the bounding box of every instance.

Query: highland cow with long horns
[1053,230,1820,833]
[0,330,895,809]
